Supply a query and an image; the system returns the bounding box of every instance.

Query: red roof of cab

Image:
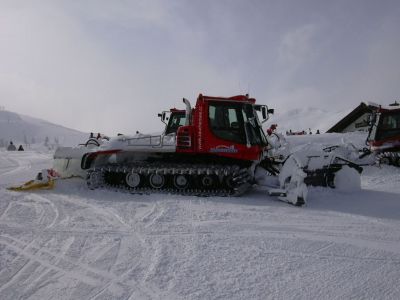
[198,94,256,104]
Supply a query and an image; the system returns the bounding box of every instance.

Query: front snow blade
[53,147,88,178]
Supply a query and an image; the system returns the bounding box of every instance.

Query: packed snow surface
[1,134,400,299]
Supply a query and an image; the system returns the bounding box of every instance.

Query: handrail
[126,134,175,148]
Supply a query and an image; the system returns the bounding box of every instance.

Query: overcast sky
[1,0,399,134]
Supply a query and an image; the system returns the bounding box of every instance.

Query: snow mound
[334,165,361,191]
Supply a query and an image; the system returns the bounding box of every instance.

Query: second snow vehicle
[54,94,362,206]
[361,105,400,166]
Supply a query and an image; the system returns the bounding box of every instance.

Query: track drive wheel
[200,175,215,188]
[173,174,189,189]
[224,175,236,189]
[126,173,141,188]
[149,173,165,189]
[380,156,391,165]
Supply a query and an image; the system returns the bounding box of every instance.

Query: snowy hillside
[269,106,351,134]
[1,131,400,299]
[0,110,88,147]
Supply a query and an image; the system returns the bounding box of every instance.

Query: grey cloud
[0,0,399,134]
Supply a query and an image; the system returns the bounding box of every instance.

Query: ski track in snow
[1,150,400,299]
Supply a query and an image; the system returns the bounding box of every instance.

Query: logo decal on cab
[209,145,238,153]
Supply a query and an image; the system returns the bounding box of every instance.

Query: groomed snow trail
[1,150,400,299]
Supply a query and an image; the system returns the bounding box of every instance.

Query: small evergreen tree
[44,136,49,147]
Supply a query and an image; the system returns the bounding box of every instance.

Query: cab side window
[208,102,246,144]
[166,113,186,135]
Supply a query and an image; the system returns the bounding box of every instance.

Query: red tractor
[54,94,361,206]
[80,95,272,193]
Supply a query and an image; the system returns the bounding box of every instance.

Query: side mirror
[159,112,169,124]
[261,105,272,123]
[261,106,267,119]
[254,104,273,123]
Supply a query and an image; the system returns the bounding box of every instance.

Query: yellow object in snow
[7,179,55,191]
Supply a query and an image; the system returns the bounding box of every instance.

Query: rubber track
[376,152,400,167]
[86,163,252,197]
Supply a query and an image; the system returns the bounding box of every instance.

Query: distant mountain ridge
[0,110,22,122]
[0,110,88,147]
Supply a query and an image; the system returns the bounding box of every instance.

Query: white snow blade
[265,147,362,206]
[53,147,88,178]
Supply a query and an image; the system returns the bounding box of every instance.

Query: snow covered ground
[1,143,400,299]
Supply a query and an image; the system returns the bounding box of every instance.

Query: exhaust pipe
[183,98,192,126]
